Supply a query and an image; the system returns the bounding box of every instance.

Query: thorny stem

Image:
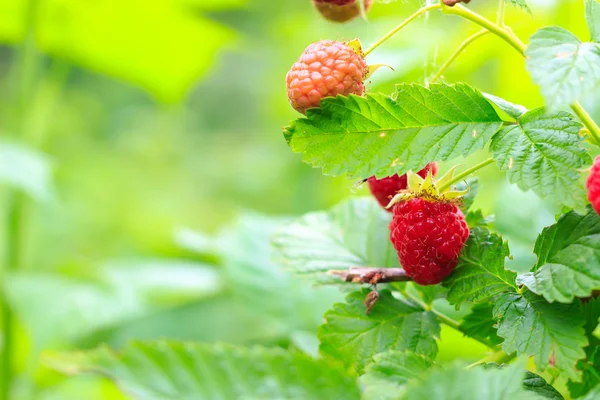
[438,158,495,192]
[364,4,442,56]
[430,30,490,84]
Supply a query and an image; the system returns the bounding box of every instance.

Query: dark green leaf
[45,341,360,399]
[517,208,600,303]
[568,298,600,398]
[272,198,399,280]
[444,227,517,307]
[466,209,494,228]
[460,303,503,347]
[490,108,589,208]
[523,371,564,399]
[494,291,588,381]
[318,289,439,373]
[284,83,503,179]
[577,385,600,400]
[526,27,600,111]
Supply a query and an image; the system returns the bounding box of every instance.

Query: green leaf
[595,319,600,339]
[284,83,503,179]
[359,350,435,400]
[567,298,600,398]
[577,385,600,400]
[526,27,600,111]
[517,208,600,303]
[484,93,528,119]
[466,209,494,228]
[444,227,517,307]
[272,198,399,281]
[522,371,564,399]
[586,0,600,42]
[318,289,440,373]
[6,259,220,350]
[490,108,589,208]
[493,291,588,381]
[505,0,531,13]
[460,303,503,347]
[403,360,538,400]
[0,141,53,202]
[459,178,479,213]
[45,341,360,399]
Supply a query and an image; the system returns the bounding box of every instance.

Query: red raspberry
[587,156,600,215]
[286,40,367,114]
[368,163,438,210]
[313,0,372,23]
[389,197,469,285]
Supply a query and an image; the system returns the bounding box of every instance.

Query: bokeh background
[0,0,598,398]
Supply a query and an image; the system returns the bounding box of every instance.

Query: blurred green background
[0,0,598,398]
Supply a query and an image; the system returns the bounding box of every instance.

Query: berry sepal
[386,166,469,209]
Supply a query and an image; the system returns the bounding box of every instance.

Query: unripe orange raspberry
[286,40,367,114]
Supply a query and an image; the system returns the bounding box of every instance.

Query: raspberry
[389,197,469,285]
[443,0,471,5]
[286,40,367,114]
[587,156,600,215]
[368,163,438,210]
[313,0,372,23]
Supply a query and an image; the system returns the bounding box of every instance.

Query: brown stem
[329,267,413,284]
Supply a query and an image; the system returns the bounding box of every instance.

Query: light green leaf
[444,227,517,307]
[272,198,399,280]
[505,0,531,13]
[284,83,503,179]
[526,27,600,111]
[45,341,360,399]
[360,350,435,400]
[586,0,600,42]
[522,371,564,399]
[466,209,494,228]
[0,0,236,102]
[484,93,528,119]
[0,141,53,202]
[403,360,538,400]
[595,319,600,339]
[460,303,503,347]
[490,108,589,208]
[6,259,220,350]
[517,208,600,303]
[493,291,588,381]
[459,178,479,214]
[318,289,439,374]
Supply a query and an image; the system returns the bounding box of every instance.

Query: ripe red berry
[313,0,372,23]
[368,163,438,210]
[389,197,469,285]
[587,156,600,215]
[286,40,367,114]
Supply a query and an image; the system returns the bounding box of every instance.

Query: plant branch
[496,0,505,25]
[438,157,495,192]
[442,3,600,146]
[430,30,489,84]
[364,3,442,56]
[329,267,413,284]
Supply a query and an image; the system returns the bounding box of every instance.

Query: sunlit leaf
[284,83,503,179]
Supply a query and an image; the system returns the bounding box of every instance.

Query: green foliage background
[0,0,598,398]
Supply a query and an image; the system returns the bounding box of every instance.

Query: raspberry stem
[442,4,600,147]
[438,158,495,193]
[363,3,442,56]
[430,30,489,84]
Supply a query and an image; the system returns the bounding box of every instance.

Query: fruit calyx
[386,165,469,208]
